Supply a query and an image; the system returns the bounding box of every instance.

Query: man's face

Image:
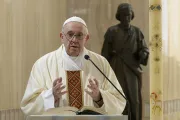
[60,22,89,56]
[120,8,132,29]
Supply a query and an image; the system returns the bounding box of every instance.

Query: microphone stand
[85,55,131,120]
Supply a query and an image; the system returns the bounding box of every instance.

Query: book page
[43,106,78,115]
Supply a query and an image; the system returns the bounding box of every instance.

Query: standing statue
[101,3,149,120]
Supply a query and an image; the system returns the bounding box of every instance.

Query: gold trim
[66,71,69,105]
[79,70,84,109]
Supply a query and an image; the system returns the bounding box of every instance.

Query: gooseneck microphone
[84,55,127,100]
[84,54,131,119]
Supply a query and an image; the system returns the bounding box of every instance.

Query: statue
[101,3,149,120]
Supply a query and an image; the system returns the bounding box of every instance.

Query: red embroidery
[67,71,82,109]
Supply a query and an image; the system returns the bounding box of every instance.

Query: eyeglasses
[63,32,86,41]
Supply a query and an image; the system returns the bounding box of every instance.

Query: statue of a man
[101,3,149,120]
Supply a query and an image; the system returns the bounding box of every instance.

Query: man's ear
[60,32,64,42]
[85,34,90,42]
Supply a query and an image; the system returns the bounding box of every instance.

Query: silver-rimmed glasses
[63,32,86,41]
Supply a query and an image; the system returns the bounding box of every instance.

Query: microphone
[84,55,127,100]
[84,54,131,119]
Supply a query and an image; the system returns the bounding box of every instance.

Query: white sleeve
[41,88,55,110]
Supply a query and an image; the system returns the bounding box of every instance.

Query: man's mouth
[70,46,78,48]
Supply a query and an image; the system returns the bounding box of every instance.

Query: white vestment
[21,45,126,115]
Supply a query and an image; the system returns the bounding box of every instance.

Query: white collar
[62,45,85,70]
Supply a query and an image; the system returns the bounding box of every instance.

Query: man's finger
[53,82,62,92]
[53,77,62,86]
[87,85,95,90]
[89,80,97,88]
[55,85,66,95]
[61,91,68,95]
[89,81,97,90]
[59,85,66,91]
[53,78,60,86]
[57,91,68,98]
[89,79,94,83]
[89,81,94,86]
[93,78,99,87]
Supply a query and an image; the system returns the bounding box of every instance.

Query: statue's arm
[101,28,113,62]
[138,31,149,66]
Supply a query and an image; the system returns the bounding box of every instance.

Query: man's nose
[71,35,79,42]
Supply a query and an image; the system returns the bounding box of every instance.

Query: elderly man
[101,3,149,120]
[21,16,126,116]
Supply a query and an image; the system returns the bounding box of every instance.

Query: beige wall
[0,0,149,119]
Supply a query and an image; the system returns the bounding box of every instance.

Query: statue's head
[116,3,134,28]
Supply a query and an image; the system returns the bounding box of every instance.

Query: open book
[43,106,107,115]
